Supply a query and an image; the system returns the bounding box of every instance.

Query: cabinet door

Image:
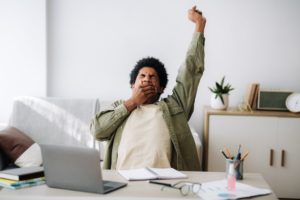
[276,118,300,198]
[208,115,278,187]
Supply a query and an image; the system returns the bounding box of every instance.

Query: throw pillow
[0,127,42,167]
[14,143,42,167]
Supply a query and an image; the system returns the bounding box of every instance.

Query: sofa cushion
[0,127,42,167]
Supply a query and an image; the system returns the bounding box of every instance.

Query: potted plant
[209,76,234,110]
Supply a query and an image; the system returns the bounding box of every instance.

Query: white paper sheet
[197,179,272,200]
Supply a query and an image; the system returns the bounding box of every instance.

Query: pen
[236,144,242,160]
[220,150,228,159]
[149,180,172,187]
[241,150,249,161]
[225,147,232,159]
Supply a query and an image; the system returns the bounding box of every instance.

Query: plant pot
[210,94,229,110]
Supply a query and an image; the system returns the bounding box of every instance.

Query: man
[90,6,206,171]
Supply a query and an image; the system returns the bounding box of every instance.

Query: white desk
[0,171,278,200]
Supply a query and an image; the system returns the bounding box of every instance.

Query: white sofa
[5,96,202,168]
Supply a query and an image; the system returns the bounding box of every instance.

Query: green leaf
[220,94,225,104]
[220,76,225,88]
[208,76,234,96]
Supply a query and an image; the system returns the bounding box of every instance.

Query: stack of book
[0,166,45,189]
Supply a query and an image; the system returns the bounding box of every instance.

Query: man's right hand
[124,82,156,112]
[188,6,206,33]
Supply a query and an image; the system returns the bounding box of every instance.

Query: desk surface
[0,171,278,200]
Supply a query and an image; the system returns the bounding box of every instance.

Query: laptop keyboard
[104,185,114,190]
[103,181,114,190]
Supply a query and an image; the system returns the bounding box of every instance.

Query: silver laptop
[41,144,127,194]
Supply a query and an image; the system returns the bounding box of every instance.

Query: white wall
[0,0,46,123]
[1,0,300,138]
[47,0,300,138]
[46,0,196,99]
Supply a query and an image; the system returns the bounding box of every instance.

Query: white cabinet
[203,107,300,199]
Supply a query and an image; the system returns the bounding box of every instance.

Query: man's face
[131,67,164,102]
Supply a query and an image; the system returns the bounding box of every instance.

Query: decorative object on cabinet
[257,90,292,111]
[209,76,234,110]
[286,92,300,113]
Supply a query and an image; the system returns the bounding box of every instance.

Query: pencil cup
[226,159,243,180]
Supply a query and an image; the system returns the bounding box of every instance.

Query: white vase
[210,93,229,110]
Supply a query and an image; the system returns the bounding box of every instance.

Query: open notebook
[118,167,187,181]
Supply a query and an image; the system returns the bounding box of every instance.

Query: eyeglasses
[161,181,202,196]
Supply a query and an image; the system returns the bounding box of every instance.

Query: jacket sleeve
[90,100,129,141]
[171,32,205,120]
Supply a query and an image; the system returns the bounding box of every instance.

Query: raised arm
[171,6,206,119]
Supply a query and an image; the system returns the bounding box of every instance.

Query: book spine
[19,172,45,181]
[0,179,45,190]
[11,177,45,186]
[0,177,45,186]
[251,84,260,110]
[0,174,17,181]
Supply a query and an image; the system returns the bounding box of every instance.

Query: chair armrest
[190,126,202,169]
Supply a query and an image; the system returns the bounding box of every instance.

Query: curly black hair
[129,57,168,88]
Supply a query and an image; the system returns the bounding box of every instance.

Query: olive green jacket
[90,32,205,171]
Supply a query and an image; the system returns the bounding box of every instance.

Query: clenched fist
[188,6,206,33]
